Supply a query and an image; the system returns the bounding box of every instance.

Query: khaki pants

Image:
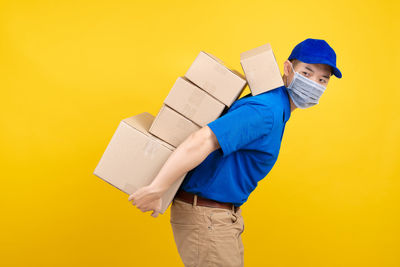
[170,196,245,267]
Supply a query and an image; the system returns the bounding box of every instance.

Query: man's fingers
[151,205,161,218]
[151,211,159,218]
[129,191,144,205]
[128,194,135,202]
[139,205,152,213]
[128,186,152,203]
[129,190,162,216]
[133,194,157,207]
[128,190,140,202]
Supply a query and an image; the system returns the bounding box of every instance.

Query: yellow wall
[1,0,399,266]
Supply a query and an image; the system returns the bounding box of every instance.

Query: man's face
[284,60,332,87]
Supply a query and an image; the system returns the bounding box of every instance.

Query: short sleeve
[207,103,274,157]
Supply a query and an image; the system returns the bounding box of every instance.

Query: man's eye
[302,71,309,76]
[320,79,327,83]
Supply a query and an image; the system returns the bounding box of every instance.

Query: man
[128,38,342,266]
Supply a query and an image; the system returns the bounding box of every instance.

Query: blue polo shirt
[179,85,292,206]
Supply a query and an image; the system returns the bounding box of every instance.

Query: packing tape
[143,139,159,159]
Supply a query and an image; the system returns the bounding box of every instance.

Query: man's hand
[128,126,220,218]
[128,185,163,218]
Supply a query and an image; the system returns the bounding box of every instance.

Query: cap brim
[313,60,342,79]
[332,66,342,78]
[309,59,342,78]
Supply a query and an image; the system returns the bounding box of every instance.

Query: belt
[174,189,240,212]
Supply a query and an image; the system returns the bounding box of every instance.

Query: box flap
[240,43,272,60]
[122,112,176,150]
[202,50,224,64]
[122,112,154,133]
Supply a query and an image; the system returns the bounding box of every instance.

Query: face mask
[286,63,327,109]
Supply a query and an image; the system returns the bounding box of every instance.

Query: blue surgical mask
[286,63,327,109]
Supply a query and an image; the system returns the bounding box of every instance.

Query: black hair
[289,58,299,67]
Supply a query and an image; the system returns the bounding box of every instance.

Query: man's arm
[151,125,220,193]
[128,125,220,216]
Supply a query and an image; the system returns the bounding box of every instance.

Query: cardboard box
[149,105,201,147]
[164,76,225,127]
[240,43,284,96]
[184,51,247,107]
[93,112,186,214]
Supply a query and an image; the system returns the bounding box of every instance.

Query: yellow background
[1,0,399,266]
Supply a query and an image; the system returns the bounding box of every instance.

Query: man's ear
[283,60,292,76]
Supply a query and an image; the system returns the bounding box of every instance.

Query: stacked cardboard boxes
[93,50,247,214]
[149,51,247,147]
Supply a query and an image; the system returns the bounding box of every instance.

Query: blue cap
[288,38,342,78]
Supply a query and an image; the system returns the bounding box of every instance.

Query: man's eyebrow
[305,65,330,79]
[305,66,314,72]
